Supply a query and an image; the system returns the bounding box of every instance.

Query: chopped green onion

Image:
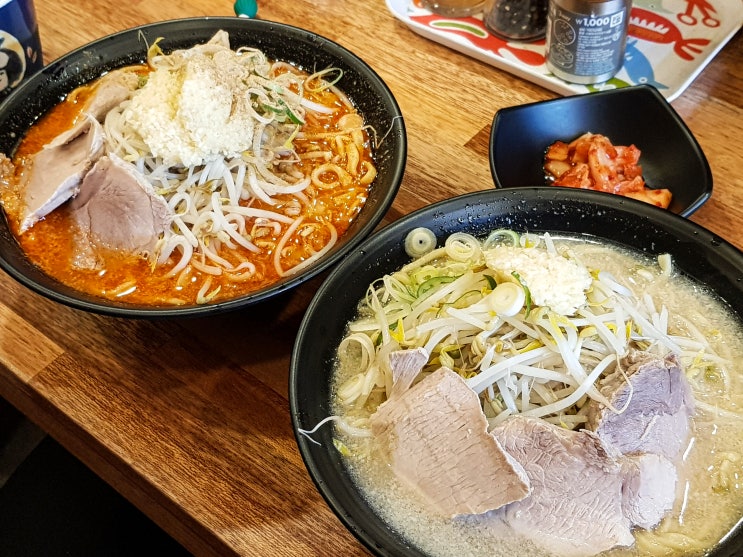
[405,227,437,258]
[511,271,532,317]
[417,275,457,298]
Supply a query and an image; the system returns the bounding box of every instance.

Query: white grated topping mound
[484,245,592,315]
[122,31,259,167]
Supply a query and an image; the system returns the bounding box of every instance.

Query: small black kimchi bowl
[290,187,743,557]
[489,85,712,217]
[0,17,406,318]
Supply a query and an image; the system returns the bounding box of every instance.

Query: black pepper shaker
[484,0,549,41]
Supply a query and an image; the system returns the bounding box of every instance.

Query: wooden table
[1,1,741,555]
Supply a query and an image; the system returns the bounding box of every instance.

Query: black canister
[545,0,631,84]
[484,0,549,41]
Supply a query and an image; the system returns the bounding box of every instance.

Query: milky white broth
[331,235,743,557]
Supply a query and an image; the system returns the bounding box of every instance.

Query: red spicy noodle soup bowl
[0,18,406,318]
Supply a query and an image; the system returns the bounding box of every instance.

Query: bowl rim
[290,186,743,557]
[0,17,407,318]
[488,84,713,218]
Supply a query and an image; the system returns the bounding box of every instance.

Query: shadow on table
[0,399,192,557]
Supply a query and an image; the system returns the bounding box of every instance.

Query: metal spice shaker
[545,0,631,84]
[484,0,549,41]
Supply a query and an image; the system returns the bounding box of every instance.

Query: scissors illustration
[677,0,721,28]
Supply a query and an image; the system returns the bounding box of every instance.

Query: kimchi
[544,132,672,209]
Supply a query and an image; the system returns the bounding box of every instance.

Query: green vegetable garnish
[511,271,532,318]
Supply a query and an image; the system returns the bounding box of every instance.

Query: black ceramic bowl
[290,187,743,557]
[0,17,406,318]
[489,85,711,217]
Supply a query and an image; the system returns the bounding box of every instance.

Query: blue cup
[0,0,43,102]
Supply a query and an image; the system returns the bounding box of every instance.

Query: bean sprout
[335,230,728,431]
[98,31,374,303]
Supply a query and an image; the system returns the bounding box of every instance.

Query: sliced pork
[19,116,104,232]
[621,452,677,530]
[387,347,428,399]
[69,153,171,256]
[493,416,635,557]
[81,67,140,122]
[371,366,531,517]
[586,351,694,460]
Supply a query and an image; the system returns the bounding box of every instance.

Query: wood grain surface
[1,1,741,555]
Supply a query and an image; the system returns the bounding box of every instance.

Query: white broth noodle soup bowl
[0,18,406,318]
[290,187,743,557]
